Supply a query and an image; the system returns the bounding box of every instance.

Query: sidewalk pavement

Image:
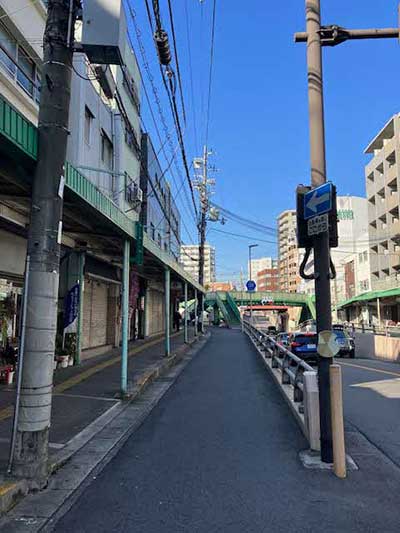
[0,324,202,513]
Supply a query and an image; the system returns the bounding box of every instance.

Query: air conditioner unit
[127,183,143,204]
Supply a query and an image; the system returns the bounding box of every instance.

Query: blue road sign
[304,182,333,220]
[246,280,256,292]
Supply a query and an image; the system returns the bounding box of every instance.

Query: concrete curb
[0,332,210,528]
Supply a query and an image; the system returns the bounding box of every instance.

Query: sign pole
[305,0,333,463]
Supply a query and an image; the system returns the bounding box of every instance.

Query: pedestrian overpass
[205,291,316,328]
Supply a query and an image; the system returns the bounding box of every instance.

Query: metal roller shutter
[90,281,108,347]
[82,278,109,349]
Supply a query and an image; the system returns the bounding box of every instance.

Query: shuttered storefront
[146,286,164,337]
[82,278,109,350]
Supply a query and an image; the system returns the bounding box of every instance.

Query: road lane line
[338,360,400,378]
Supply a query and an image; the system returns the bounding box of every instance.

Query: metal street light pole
[249,244,258,320]
[305,0,333,463]
[296,0,400,465]
[295,26,399,44]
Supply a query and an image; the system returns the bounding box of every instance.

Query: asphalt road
[338,356,400,467]
[52,328,400,533]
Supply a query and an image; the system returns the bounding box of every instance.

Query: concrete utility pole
[197,146,207,332]
[13,0,78,485]
[194,146,215,331]
[296,1,399,463]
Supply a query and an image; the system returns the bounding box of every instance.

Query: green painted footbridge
[205,291,316,328]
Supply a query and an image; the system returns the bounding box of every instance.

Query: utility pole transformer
[13,0,78,486]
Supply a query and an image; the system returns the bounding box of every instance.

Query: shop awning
[338,286,400,309]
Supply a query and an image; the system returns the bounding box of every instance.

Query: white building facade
[248,257,278,279]
[365,114,400,291]
[180,244,216,285]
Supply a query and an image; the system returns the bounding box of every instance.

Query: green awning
[338,286,400,309]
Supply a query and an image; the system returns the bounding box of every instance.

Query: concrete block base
[299,449,358,471]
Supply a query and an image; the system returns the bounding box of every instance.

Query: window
[0,23,40,102]
[84,107,93,145]
[359,253,363,263]
[150,223,155,240]
[17,46,35,96]
[124,122,140,159]
[157,233,162,247]
[101,130,113,170]
[363,250,368,261]
[0,23,17,76]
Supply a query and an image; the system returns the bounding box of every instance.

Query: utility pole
[295,1,399,464]
[194,146,215,332]
[13,0,78,485]
[305,0,333,463]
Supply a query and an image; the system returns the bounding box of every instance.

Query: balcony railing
[0,43,40,104]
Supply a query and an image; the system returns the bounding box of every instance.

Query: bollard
[303,371,320,452]
[330,364,346,478]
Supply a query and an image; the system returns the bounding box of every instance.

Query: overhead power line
[167,0,187,125]
[205,0,217,146]
[137,0,199,222]
[184,0,199,155]
[210,201,277,236]
[209,227,277,244]
[126,1,198,228]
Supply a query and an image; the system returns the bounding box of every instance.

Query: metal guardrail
[244,320,313,409]
[243,319,320,451]
[347,323,400,338]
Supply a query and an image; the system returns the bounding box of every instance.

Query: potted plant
[64,333,77,366]
[55,334,70,369]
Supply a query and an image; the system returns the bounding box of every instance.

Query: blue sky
[129,0,400,284]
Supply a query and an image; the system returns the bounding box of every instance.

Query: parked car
[334,329,355,358]
[289,332,318,364]
[332,323,345,331]
[267,325,278,337]
[276,332,289,348]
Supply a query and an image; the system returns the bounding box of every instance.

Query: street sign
[307,213,329,236]
[304,182,333,220]
[317,330,340,358]
[246,280,256,292]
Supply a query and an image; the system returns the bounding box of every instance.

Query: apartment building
[209,281,235,292]
[0,0,45,124]
[248,257,277,279]
[257,267,279,292]
[0,0,199,360]
[180,244,216,285]
[140,133,181,261]
[365,114,400,291]
[65,19,145,348]
[277,210,300,293]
